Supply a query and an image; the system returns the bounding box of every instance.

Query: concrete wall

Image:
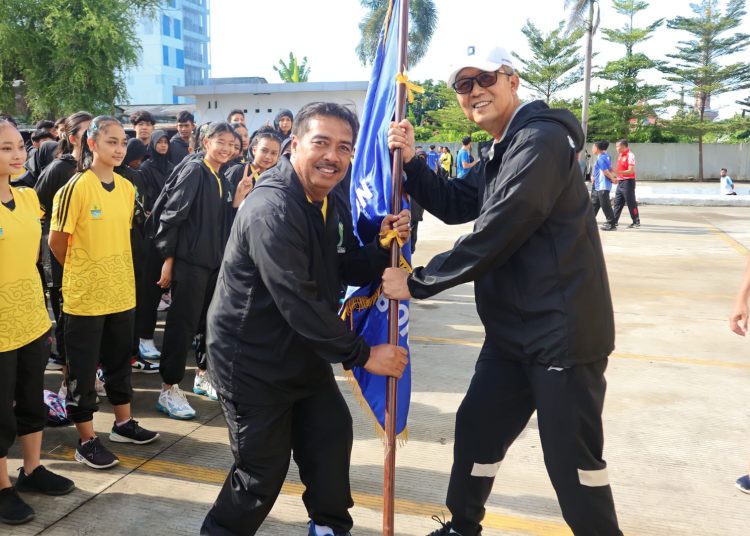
[609,143,750,181]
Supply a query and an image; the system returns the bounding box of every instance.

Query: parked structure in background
[124,0,211,105]
[176,79,368,131]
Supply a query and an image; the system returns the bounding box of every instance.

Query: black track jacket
[206,157,389,403]
[403,100,614,367]
[152,159,233,270]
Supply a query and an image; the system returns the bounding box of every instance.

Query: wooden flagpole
[384,0,409,534]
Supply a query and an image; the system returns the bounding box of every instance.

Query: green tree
[272,52,311,83]
[565,0,600,142]
[355,0,437,67]
[0,0,160,119]
[591,0,666,140]
[512,20,584,103]
[407,79,452,126]
[662,0,750,180]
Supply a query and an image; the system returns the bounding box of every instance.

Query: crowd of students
[0,106,293,525]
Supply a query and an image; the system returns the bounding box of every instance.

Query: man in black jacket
[385,46,622,536]
[201,102,410,536]
[169,110,194,166]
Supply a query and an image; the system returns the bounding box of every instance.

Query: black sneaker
[0,487,34,525]
[427,515,462,536]
[131,355,159,374]
[110,419,159,445]
[46,353,65,371]
[600,223,617,231]
[75,437,119,469]
[15,465,75,496]
[627,222,640,228]
[307,521,351,535]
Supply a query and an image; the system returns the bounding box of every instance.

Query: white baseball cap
[447,45,515,87]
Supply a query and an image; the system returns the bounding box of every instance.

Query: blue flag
[341,0,411,440]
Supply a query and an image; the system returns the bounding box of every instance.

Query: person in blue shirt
[426,145,440,173]
[456,136,479,178]
[591,140,617,231]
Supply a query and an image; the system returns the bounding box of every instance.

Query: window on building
[168,0,176,6]
[173,95,179,104]
[176,49,184,69]
[163,45,170,66]
[162,15,170,36]
[174,19,182,39]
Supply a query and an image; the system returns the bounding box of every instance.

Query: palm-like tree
[273,53,311,83]
[355,0,437,67]
[565,0,600,142]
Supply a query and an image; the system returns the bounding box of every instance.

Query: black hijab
[146,130,172,175]
[273,109,293,139]
[125,137,147,167]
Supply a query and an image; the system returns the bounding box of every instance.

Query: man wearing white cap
[385,45,622,535]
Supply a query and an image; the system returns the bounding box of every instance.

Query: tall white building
[124,0,210,105]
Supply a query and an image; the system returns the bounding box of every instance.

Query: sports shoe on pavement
[110,419,159,445]
[193,374,218,401]
[307,521,351,536]
[0,487,34,525]
[15,466,75,496]
[46,353,65,371]
[627,221,640,228]
[426,515,462,535]
[600,223,617,231]
[131,355,159,373]
[95,368,106,397]
[75,437,119,470]
[157,385,196,420]
[736,475,750,494]
[138,339,161,360]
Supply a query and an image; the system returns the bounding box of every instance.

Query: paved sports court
[7,204,750,535]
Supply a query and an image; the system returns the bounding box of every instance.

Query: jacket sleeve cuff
[342,341,370,370]
[407,268,434,300]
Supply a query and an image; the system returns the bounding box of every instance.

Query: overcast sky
[209,0,750,119]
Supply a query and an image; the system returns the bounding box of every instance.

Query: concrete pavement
[6,204,750,535]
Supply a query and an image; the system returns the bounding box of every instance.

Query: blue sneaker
[736,475,750,494]
[138,339,161,360]
[307,521,351,536]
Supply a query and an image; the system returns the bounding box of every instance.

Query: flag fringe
[343,369,409,446]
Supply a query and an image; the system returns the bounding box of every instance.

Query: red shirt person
[612,138,640,228]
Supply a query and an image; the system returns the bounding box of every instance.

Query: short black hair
[292,102,359,145]
[429,145,435,150]
[595,140,609,151]
[31,129,56,142]
[227,109,245,121]
[462,136,472,146]
[616,138,628,147]
[177,110,195,124]
[129,110,156,126]
[0,113,17,126]
[35,120,55,130]
[721,167,727,172]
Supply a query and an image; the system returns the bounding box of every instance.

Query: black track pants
[64,310,135,423]
[0,335,48,457]
[201,378,354,536]
[159,261,217,386]
[612,179,639,225]
[447,347,621,536]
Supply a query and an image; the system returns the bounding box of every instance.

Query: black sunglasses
[452,70,511,95]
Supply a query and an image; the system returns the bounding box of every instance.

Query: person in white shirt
[720,168,737,195]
